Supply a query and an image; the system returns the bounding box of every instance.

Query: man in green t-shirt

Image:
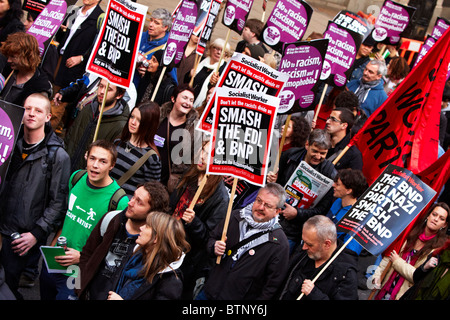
[39,140,128,300]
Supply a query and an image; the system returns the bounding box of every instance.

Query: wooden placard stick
[216,176,238,264]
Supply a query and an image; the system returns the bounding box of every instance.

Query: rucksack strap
[100,210,122,237]
[108,188,127,211]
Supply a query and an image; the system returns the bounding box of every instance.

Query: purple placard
[163,0,198,67]
[0,101,25,186]
[222,0,254,35]
[261,0,313,53]
[413,35,436,69]
[431,17,450,40]
[372,0,416,45]
[26,0,67,56]
[320,22,362,88]
[278,39,328,113]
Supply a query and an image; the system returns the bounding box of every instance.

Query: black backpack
[70,170,127,211]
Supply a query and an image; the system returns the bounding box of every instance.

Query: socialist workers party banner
[260,0,313,53]
[278,39,328,113]
[284,161,334,210]
[26,0,67,56]
[196,0,222,56]
[0,101,25,186]
[163,0,197,68]
[336,165,435,256]
[320,21,363,88]
[371,0,416,45]
[207,88,279,186]
[197,53,289,133]
[222,0,254,35]
[332,10,373,40]
[87,0,148,88]
[349,28,450,185]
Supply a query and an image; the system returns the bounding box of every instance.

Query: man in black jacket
[278,215,358,300]
[76,181,169,300]
[325,107,363,170]
[268,129,337,253]
[0,93,70,299]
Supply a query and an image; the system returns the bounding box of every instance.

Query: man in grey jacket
[0,93,71,299]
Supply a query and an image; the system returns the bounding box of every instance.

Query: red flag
[382,149,450,256]
[348,28,450,185]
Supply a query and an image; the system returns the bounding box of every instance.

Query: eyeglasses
[212,46,222,52]
[327,116,343,124]
[254,197,278,211]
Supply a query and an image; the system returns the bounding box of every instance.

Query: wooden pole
[273,114,291,174]
[332,145,350,165]
[297,235,354,300]
[367,260,392,300]
[93,81,109,142]
[151,66,167,102]
[188,174,209,210]
[189,54,202,88]
[312,83,328,124]
[216,177,238,264]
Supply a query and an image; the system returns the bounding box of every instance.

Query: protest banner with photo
[86,0,148,88]
[222,0,254,35]
[371,0,416,45]
[207,87,279,186]
[0,101,25,186]
[260,0,313,53]
[163,0,198,68]
[26,0,67,57]
[332,10,373,40]
[319,21,363,88]
[284,161,334,210]
[278,39,328,114]
[197,53,289,133]
[196,0,222,56]
[336,165,436,256]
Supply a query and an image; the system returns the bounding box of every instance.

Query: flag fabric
[382,149,450,256]
[348,27,450,185]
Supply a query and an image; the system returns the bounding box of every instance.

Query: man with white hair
[347,59,388,117]
[278,215,358,300]
[134,8,177,88]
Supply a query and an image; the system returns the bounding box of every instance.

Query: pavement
[14,0,374,301]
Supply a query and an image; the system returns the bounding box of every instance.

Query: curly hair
[289,116,310,148]
[0,32,40,72]
[387,56,410,81]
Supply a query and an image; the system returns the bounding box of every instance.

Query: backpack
[70,170,127,212]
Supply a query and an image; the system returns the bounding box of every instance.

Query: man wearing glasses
[325,108,363,170]
[196,183,290,300]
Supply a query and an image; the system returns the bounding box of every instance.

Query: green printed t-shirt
[60,170,129,252]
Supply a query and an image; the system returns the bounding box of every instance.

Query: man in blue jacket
[347,59,388,117]
[134,8,178,88]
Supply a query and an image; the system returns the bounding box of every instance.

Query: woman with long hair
[373,202,449,300]
[110,101,162,197]
[383,56,410,96]
[169,139,229,299]
[107,211,190,300]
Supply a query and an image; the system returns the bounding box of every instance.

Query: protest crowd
[1,0,450,303]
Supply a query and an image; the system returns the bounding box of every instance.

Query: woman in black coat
[169,139,230,299]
